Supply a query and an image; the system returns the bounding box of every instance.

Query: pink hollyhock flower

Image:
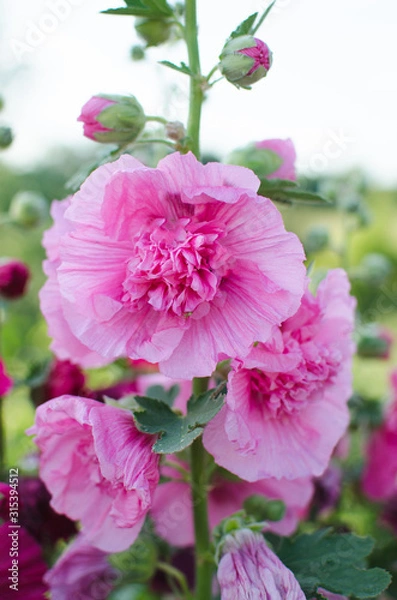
[256,139,297,181]
[0,360,12,396]
[40,196,111,368]
[31,359,87,407]
[217,529,305,599]
[40,152,305,378]
[362,372,397,501]
[78,96,116,140]
[0,259,30,299]
[28,395,159,552]
[204,269,356,480]
[44,535,118,600]
[151,459,313,547]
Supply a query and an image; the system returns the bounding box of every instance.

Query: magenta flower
[0,259,29,299]
[44,535,118,600]
[40,152,305,378]
[204,269,356,480]
[0,486,48,600]
[151,459,313,547]
[362,372,397,501]
[256,139,297,181]
[239,38,272,73]
[28,395,160,552]
[0,360,12,396]
[217,529,305,599]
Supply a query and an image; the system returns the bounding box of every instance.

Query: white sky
[0,0,396,186]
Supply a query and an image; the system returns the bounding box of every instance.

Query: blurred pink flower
[204,269,356,480]
[44,535,118,600]
[256,138,297,181]
[0,360,12,396]
[362,371,397,501]
[77,96,115,140]
[40,152,305,378]
[0,259,29,300]
[28,395,159,552]
[151,460,313,547]
[217,529,305,599]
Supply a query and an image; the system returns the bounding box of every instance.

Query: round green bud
[94,95,146,144]
[220,35,272,89]
[135,18,172,47]
[9,191,48,228]
[304,226,330,254]
[130,45,145,61]
[0,126,13,149]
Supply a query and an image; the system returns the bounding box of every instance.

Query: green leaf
[159,60,194,76]
[133,384,226,454]
[259,179,331,205]
[145,384,180,407]
[275,529,391,599]
[103,0,173,18]
[230,13,258,39]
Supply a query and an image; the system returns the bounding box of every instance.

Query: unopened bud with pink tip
[78,94,146,144]
[220,35,272,89]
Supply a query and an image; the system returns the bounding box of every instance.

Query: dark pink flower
[256,139,297,181]
[217,529,305,599]
[151,460,313,547]
[0,485,48,600]
[204,269,356,480]
[239,38,272,74]
[362,371,397,501]
[0,259,29,299]
[28,395,160,552]
[40,152,305,378]
[0,360,12,396]
[44,535,118,600]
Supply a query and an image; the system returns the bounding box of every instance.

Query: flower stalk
[185,0,204,158]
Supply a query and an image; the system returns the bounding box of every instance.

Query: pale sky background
[0,0,396,186]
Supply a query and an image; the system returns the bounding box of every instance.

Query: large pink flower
[28,395,159,552]
[362,371,397,501]
[44,535,118,600]
[204,269,356,480]
[217,529,305,599]
[40,197,110,368]
[151,460,313,547]
[40,152,305,378]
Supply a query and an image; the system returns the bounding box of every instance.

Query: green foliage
[243,496,285,523]
[274,529,391,598]
[133,384,226,453]
[110,533,158,583]
[103,0,174,18]
[158,60,194,76]
[229,13,258,39]
[108,584,160,600]
[259,178,331,205]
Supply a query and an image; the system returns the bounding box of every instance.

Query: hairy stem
[190,377,213,600]
[185,0,203,158]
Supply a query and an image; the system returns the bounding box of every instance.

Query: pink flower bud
[217,529,305,599]
[220,35,272,89]
[78,94,146,144]
[0,259,30,299]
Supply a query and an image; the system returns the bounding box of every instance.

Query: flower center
[122,218,230,317]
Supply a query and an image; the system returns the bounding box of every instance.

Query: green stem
[145,115,168,124]
[191,377,212,600]
[185,0,203,158]
[157,561,193,599]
